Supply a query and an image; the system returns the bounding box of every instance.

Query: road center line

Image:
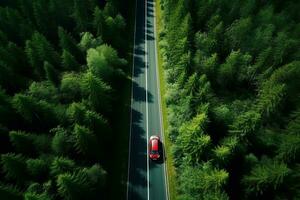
[145,1,150,200]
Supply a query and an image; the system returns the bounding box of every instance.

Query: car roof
[151,139,158,151]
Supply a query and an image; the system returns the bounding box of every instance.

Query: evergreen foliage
[160,0,300,198]
[0,0,129,198]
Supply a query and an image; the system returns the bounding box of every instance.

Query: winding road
[127,0,169,199]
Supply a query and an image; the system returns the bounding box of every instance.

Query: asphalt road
[127,0,168,199]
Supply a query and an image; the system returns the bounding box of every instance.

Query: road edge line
[126,0,138,199]
[153,0,170,199]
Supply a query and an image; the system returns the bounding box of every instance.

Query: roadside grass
[106,1,136,199]
[155,0,177,199]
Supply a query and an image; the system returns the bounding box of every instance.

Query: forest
[0,0,133,199]
[159,0,300,199]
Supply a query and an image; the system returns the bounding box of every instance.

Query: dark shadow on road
[132,81,153,103]
[127,109,148,199]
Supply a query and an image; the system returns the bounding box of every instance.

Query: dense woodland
[159,0,300,199]
[0,0,133,199]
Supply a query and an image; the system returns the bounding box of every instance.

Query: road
[127,0,169,199]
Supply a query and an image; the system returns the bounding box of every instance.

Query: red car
[149,135,160,160]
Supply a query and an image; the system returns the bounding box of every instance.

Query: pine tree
[44,62,59,86]
[1,42,30,76]
[72,0,90,33]
[84,111,109,137]
[213,136,239,167]
[25,32,60,77]
[32,0,53,37]
[178,112,211,163]
[1,153,28,183]
[242,158,290,195]
[58,27,83,63]
[61,50,80,71]
[225,17,252,51]
[12,94,59,128]
[0,87,15,126]
[9,131,35,155]
[60,73,82,103]
[218,50,252,88]
[78,32,102,51]
[32,134,52,154]
[229,110,261,138]
[81,71,111,114]
[57,171,90,200]
[86,44,126,84]
[28,81,59,103]
[93,7,105,36]
[66,102,87,125]
[0,183,23,200]
[178,162,229,199]
[276,110,300,162]
[26,158,48,181]
[24,192,52,200]
[0,7,32,44]
[103,14,126,49]
[86,48,112,83]
[72,124,100,160]
[85,164,107,188]
[51,127,73,156]
[50,157,75,177]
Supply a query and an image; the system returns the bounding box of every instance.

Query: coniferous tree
[57,170,90,200]
[28,81,59,103]
[51,127,73,156]
[72,124,100,160]
[93,7,105,36]
[50,157,75,177]
[9,131,35,155]
[103,14,126,49]
[26,158,49,181]
[12,94,59,128]
[44,62,59,86]
[32,0,54,37]
[276,110,300,162]
[79,32,102,51]
[61,50,80,71]
[0,183,22,200]
[84,110,109,136]
[178,112,211,164]
[58,27,83,63]
[0,87,15,126]
[0,1,127,199]
[24,192,52,200]
[86,44,126,85]
[60,73,82,103]
[242,158,290,196]
[81,72,111,114]
[1,153,28,183]
[66,102,87,125]
[0,7,32,44]
[72,0,90,33]
[25,32,60,77]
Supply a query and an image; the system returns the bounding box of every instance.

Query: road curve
[127,0,168,199]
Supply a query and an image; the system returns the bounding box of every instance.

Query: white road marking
[153,0,170,199]
[126,0,138,199]
[145,1,150,200]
